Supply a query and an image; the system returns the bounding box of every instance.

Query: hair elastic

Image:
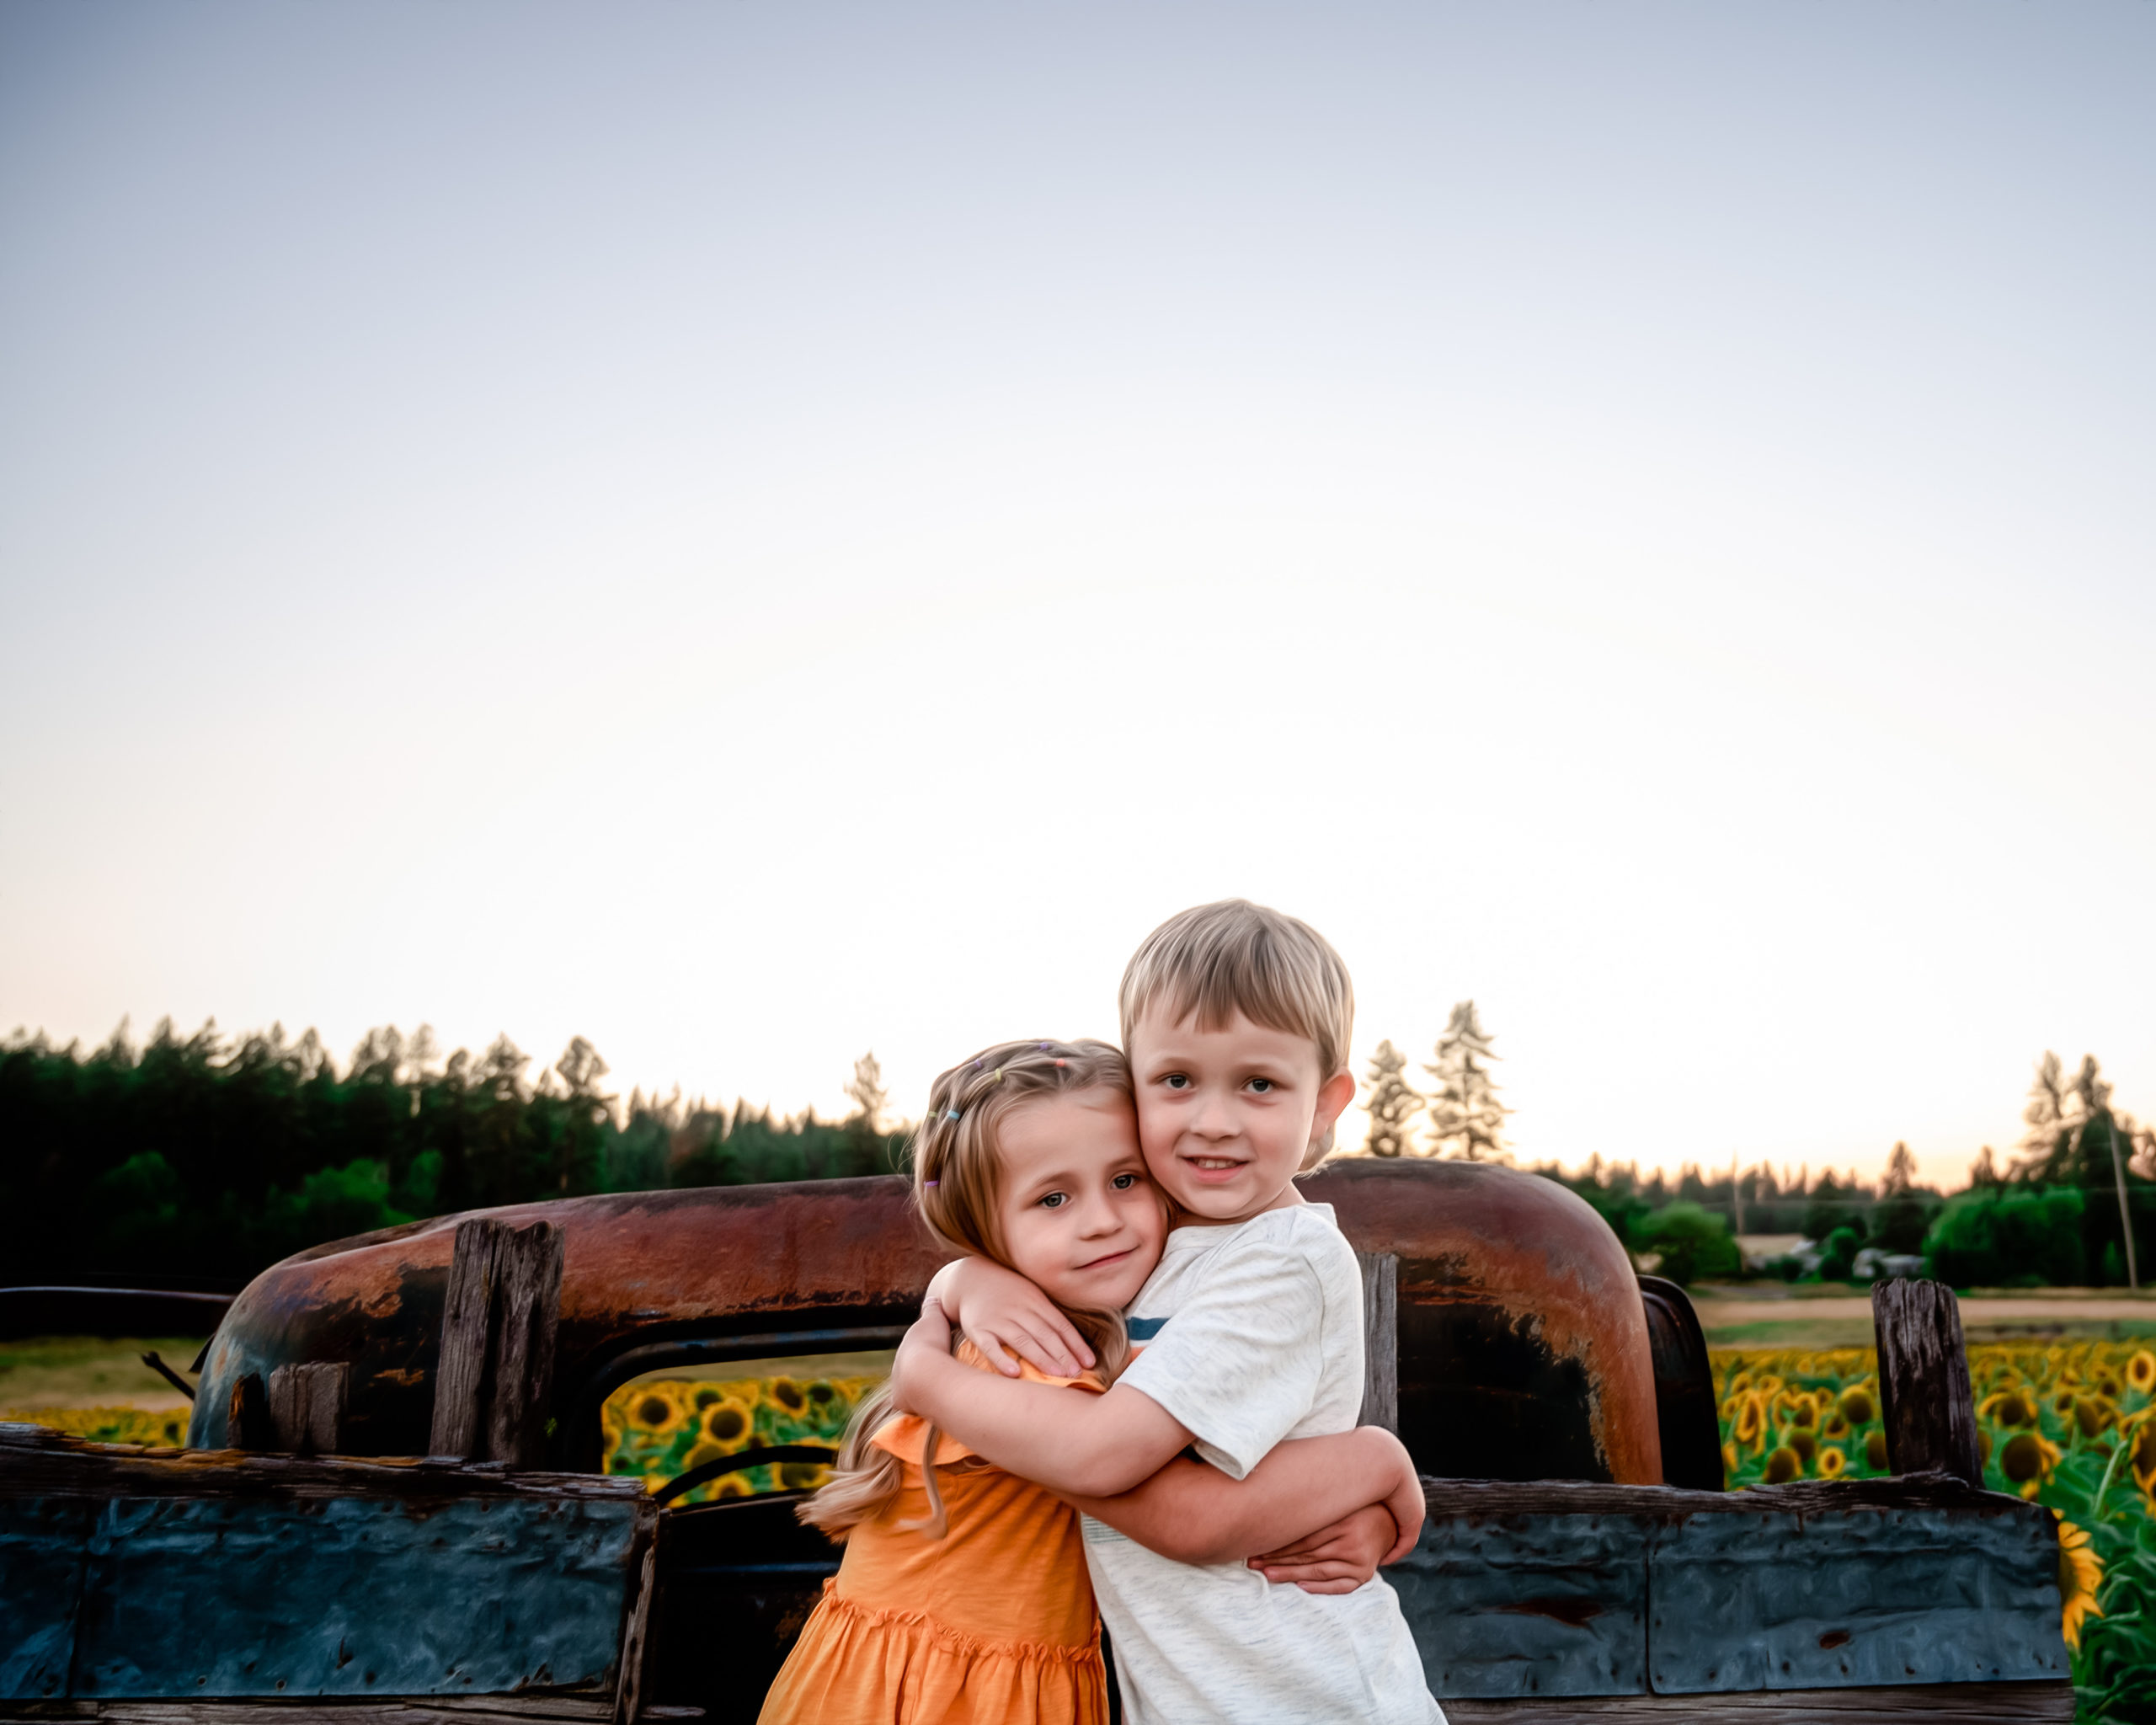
[946,1108,962,1121]
[1054,1058,1066,1068]
[923,1178,939,1188]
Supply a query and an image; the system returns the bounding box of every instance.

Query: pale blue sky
[3,3,2151,1185]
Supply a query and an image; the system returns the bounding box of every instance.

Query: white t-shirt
[1083,1202,1444,1725]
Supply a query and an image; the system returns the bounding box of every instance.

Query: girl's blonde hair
[800,1036,1141,1541]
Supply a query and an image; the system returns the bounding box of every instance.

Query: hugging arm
[1062,1423,1426,1571]
[890,1300,1192,1498]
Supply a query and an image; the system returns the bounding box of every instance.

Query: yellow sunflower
[766,1376,809,1415]
[1733,1393,1764,1448]
[700,1397,755,1449]
[2127,1413,2156,1495]
[1999,1431,2063,1498]
[1865,1429,1889,1471]
[2057,1520,2105,1651]
[1764,1445,1801,1484]
[1788,1427,1819,1464]
[2074,1396,2117,1439]
[1722,1441,1740,1478]
[1817,1446,1847,1477]
[1980,1389,2035,1428]
[2129,1351,2156,1395]
[623,1384,686,1434]
[1837,1385,1876,1426]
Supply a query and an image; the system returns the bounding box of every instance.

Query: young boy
[889,900,1444,1723]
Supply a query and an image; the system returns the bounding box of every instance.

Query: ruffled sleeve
[871,1338,1105,1466]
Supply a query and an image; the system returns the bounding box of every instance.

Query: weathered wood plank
[268,1364,349,1457]
[427,1219,563,1466]
[227,1373,272,1452]
[1646,1498,2066,1691]
[611,1543,657,1725]
[0,1430,644,1507]
[1441,1681,2073,1721]
[485,1222,563,1471]
[1357,1251,1399,1434]
[1394,1473,2063,1701]
[1390,1507,1646,1697]
[0,1706,707,1725]
[1872,1279,1982,1488]
[428,1220,504,1461]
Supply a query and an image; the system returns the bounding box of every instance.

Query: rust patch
[1500,1596,1604,1629]
[1819,1628,1852,1649]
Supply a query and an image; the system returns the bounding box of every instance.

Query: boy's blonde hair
[800,1037,1140,1542]
[1118,899,1355,1170]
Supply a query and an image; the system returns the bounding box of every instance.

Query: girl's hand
[926,1255,1094,1378]
[1247,1503,1395,1594]
[889,1296,954,1413]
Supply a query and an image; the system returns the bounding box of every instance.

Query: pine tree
[846,1051,889,1136]
[1361,1041,1422,1159]
[1424,1001,1510,1162]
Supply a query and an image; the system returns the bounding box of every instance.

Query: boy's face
[1126,1007,1356,1226]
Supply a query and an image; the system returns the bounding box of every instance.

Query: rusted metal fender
[191,1160,1663,1485]
[1305,1157,1664,1485]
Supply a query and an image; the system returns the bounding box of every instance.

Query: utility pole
[1731,1153,1745,1238]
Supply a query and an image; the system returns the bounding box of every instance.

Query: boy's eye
[1038,1192,1068,1210]
[1247,1077,1274,1093]
[1111,1172,1139,1190]
[1163,1074,1190,1091]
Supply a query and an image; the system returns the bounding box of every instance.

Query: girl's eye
[1248,1077,1274,1093]
[1039,1192,1067,1210]
[1163,1074,1190,1090]
[1111,1172,1138,1190]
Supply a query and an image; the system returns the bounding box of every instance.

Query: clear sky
[3,2,2150,1189]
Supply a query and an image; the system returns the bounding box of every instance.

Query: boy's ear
[1310,1068,1357,1146]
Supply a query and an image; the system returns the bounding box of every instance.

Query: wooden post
[430,1216,565,1466]
[227,1370,272,1450]
[268,1361,349,1455]
[488,1219,566,1470]
[1357,1250,1399,1434]
[1872,1277,1982,1487]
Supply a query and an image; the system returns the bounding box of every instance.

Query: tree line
[1358,1007,2152,1290]
[6,1007,2147,1295]
[0,1019,904,1292]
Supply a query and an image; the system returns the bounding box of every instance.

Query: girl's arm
[1060,1425,1425,1569]
[922,1254,1094,1377]
[889,1299,1192,1498]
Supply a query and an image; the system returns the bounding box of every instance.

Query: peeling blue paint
[3,1492,644,1699]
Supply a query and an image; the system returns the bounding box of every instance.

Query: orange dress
[756,1343,1107,1725]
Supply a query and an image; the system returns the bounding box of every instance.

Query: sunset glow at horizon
[3,3,2150,1192]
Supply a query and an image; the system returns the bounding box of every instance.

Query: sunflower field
[1715,1343,2156,1724]
[600,1372,878,1503]
[0,1406,191,1447]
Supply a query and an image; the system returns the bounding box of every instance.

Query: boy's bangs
[1120,899,1353,1081]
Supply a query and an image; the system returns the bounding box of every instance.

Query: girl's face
[994,1090,1166,1315]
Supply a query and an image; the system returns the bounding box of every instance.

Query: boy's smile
[1127,1007,1357,1226]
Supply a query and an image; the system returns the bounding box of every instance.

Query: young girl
[756,1037,1424,1725]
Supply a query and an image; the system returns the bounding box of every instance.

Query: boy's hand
[1247,1502,1395,1594]
[1380,1456,1428,1565]
[926,1255,1094,1378]
[889,1296,954,1413]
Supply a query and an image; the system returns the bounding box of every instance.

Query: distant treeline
[1530,1052,2154,1288]
[0,1020,905,1292]
[4,1018,2149,1295]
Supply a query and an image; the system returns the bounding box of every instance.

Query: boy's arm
[889,1298,1192,1497]
[1060,1424,1424,1568]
